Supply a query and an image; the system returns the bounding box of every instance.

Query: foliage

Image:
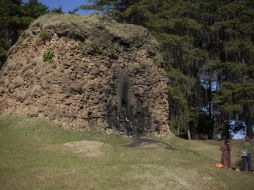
[21,0,48,18]
[0,47,7,60]
[51,7,63,14]
[39,30,50,41]
[0,0,48,66]
[43,48,55,63]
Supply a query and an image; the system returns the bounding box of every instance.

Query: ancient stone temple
[0,13,169,135]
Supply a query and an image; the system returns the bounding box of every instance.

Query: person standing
[220,139,231,168]
[239,136,253,172]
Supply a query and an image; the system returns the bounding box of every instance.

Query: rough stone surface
[0,13,169,135]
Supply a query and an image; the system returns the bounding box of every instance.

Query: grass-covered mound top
[11,13,159,58]
[0,116,253,190]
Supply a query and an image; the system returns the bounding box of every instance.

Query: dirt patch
[62,140,110,158]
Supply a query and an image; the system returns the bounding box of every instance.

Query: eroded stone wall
[0,14,169,135]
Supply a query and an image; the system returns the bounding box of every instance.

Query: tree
[51,7,63,14]
[0,0,48,66]
[21,0,48,18]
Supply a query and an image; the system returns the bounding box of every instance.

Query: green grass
[0,115,253,190]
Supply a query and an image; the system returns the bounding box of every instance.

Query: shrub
[131,46,138,54]
[70,31,82,39]
[39,30,50,41]
[113,42,123,53]
[43,49,55,63]
[0,47,7,58]
[96,46,108,55]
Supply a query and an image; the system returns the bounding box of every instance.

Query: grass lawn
[0,115,253,190]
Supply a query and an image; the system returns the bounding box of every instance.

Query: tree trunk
[245,105,253,137]
[187,127,191,140]
[208,78,214,139]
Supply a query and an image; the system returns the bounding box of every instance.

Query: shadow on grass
[124,136,197,153]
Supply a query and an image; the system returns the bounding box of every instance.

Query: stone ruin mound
[0,13,169,135]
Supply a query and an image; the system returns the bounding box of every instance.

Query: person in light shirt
[239,136,253,172]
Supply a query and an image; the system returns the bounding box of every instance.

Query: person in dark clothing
[220,139,231,168]
[239,136,253,172]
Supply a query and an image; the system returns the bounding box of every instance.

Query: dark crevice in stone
[106,69,153,138]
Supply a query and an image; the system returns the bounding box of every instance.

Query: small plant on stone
[131,46,138,54]
[70,31,82,39]
[39,30,50,41]
[113,42,123,53]
[96,46,108,56]
[43,48,55,63]
[78,41,86,50]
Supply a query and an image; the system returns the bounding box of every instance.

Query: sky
[24,0,94,15]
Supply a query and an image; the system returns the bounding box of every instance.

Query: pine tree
[0,0,48,66]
